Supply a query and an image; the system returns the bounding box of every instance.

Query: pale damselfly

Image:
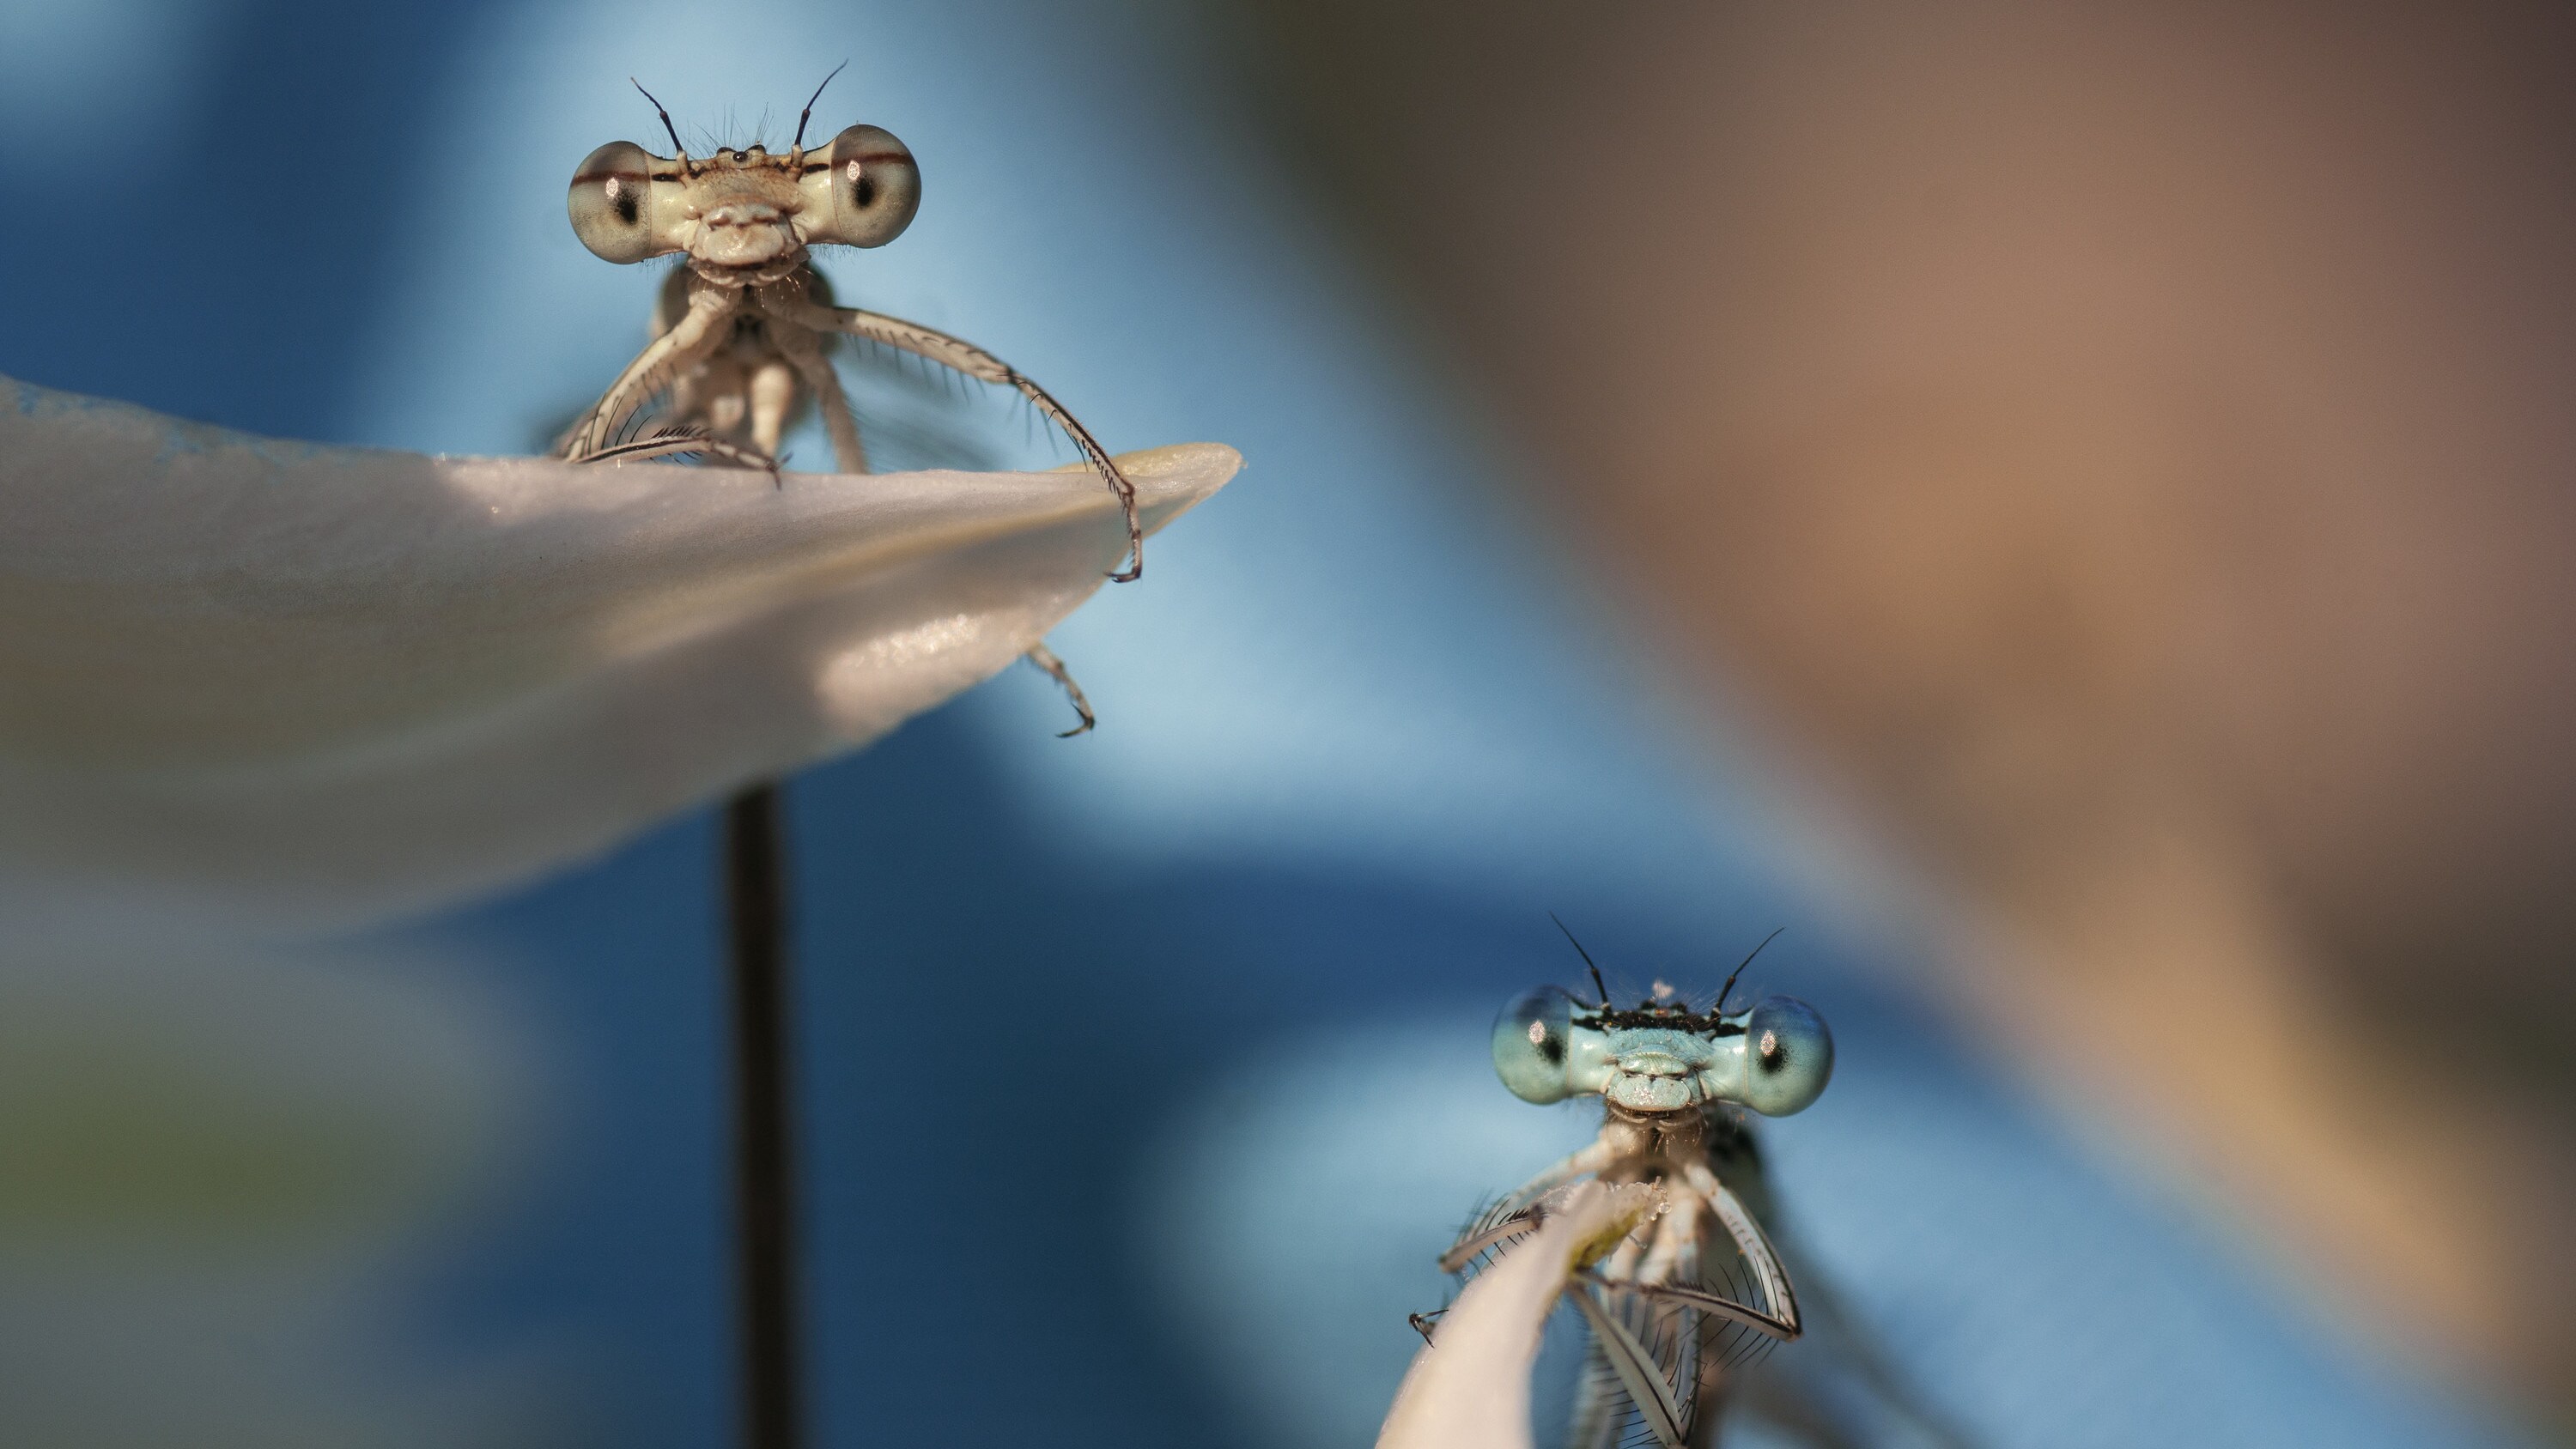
[1418,924,1977,1449]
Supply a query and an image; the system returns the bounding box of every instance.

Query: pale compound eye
[568,140,663,264]
[1739,996,1833,1116]
[804,123,921,248]
[1492,985,1577,1104]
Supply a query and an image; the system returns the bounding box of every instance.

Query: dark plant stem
[725,782,802,1449]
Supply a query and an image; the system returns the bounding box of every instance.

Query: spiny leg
[1020,642,1096,737]
[1662,1198,1736,1443]
[772,308,1097,731]
[1495,1134,1625,1219]
[1567,1282,1692,1449]
[568,319,781,479]
[1568,1169,1792,1449]
[754,286,1143,581]
[1606,1161,1800,1343]
[574,430,780,480]
[1679,1161,1800,1340]
[1643,1194,1719,1446]
[1439,1136,1625,1272]
[1586,1191,1716,1449]
[567,286,741,459]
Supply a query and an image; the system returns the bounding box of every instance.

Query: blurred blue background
[0,1,2536,1446]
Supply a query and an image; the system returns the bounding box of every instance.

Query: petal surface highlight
[0,376,1234,931]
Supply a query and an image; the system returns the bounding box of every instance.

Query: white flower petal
[0,375,1235,932]
[1374,1182,1657,1449]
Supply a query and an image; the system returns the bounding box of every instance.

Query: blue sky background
[0,2,2524,1445]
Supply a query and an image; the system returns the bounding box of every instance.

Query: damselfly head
[568,83,920,273]
[1490,945,1834,1116]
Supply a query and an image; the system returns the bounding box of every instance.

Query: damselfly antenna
[1712,927,1785,1017]
[792,60,848,153]
[631,77,690,166]
[1549,912,1613,1009]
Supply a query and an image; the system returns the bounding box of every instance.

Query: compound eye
[1740,996,1833,1116]
[806,123,921,248]
[568,140,662,264]
[1492,985,1577,1104]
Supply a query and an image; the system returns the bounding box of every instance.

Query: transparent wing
[1437,1110,1981,1449]
[1567,1341,1627,1449]
[1732,1234,1986,1449]
[1689,1113,1984,1449]
[829,331,1014,474]
[1569,1281,1694,1449]
[1438,1194,1546,1276]
[799,268,1012,474]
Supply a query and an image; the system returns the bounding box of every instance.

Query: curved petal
[0,376,1236,932]
[1375,1182,1658,1449]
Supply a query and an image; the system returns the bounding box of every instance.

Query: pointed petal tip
[0,373,1242,934]
[1109,440,1243,493]
[1086,441,1243,526]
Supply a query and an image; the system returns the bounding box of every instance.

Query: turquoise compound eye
[1740,996,1833,1116]
[1492,985,1577,1104]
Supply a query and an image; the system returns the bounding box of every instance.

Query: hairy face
[568,124,921,277]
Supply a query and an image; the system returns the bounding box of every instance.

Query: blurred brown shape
[1218,0,2576,1419]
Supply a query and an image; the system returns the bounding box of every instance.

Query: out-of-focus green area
[0,954,526,1446]
[0,973,493,1254]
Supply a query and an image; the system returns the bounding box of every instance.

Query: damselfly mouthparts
[1424,924,1833,1449]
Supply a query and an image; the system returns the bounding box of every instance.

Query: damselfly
[1413,925,1986,1449]
[556,67,1127,731]
[1419,924,1832,1449]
